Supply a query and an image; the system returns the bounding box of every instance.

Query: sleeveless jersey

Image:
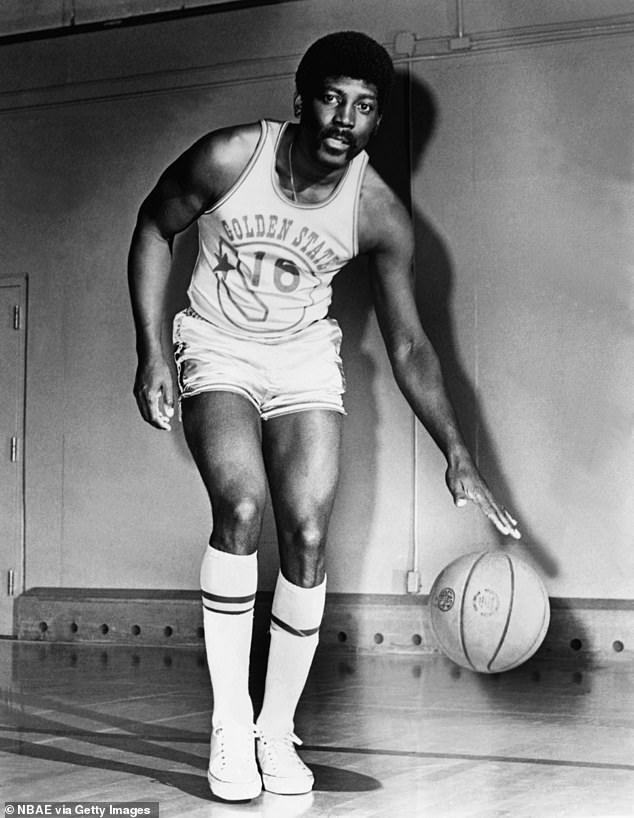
[187,119,369,339]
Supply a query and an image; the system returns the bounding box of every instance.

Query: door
[0,276,26,635]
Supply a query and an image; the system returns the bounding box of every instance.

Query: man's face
[299,76,381,167]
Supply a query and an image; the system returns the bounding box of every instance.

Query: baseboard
[12,587,633,662]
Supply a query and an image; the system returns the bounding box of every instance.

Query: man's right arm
[128,124,260,429]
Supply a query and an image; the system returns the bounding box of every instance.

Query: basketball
[429,550,550,673]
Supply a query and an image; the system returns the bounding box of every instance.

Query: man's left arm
[362,181,520,538]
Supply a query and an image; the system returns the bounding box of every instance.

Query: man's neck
[278,124,348,205]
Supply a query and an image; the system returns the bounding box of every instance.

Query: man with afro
[129,30,519,801]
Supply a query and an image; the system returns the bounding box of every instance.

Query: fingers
[163,377,175,418]
[454,483,521,539]
[148,388,174,431]
[483,498,521,540]
[135,381,175,431]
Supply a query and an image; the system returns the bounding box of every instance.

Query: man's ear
[374,113,383,134]
[293,93,303,119]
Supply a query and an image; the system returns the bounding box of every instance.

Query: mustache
[321,128,354,145]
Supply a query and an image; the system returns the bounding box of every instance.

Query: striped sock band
[202,590,256,616]
[270,612,320,638]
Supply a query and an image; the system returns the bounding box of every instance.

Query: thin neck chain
[288,138,298,202]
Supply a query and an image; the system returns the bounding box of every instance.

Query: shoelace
[256,731,306,772]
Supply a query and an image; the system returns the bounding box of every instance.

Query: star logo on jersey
[213,250,234,278]
[213,236,269,323]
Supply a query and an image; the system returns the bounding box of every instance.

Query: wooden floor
[1,639,632,817]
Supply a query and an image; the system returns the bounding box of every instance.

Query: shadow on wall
[328,68,416,562]
[376,70,558,579]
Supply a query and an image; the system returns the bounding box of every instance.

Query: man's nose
[334,101,354,127]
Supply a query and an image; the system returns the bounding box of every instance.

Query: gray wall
[1,0,632,598]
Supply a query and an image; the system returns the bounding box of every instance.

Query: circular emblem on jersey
[435,587,455,612]
[472,588,500,617]
[213,236,322,333]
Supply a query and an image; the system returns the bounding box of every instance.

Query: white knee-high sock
[256,572,326,737]
[200,545,258,730]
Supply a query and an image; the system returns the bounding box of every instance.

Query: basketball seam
[460,552,488,672]
[505,581,550,671]
[487,554,515,672]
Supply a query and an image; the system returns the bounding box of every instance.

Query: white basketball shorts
[173,308,346,420]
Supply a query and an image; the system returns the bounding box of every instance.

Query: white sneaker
[256,730,314,795]
[207,725,262,801]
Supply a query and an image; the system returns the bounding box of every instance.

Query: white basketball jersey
[187,120,369,338]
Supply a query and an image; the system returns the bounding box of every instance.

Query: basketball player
[128,31,520,801]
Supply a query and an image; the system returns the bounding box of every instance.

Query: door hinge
[7,570,15,597]
[10,437,19,463]
[13,305,21,330]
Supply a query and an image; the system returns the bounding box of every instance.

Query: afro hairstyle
[295,31,394,113]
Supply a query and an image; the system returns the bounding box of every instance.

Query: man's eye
[323,94,339,105]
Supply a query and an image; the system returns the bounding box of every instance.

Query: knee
[281,520,327,586]
[228,497,262,528]
[292,522,326,555]
[212,496,263,554]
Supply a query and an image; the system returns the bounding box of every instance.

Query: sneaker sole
[261,772,314,795]
[207,770,262,801]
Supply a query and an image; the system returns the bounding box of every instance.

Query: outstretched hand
[133,357,175,431]
[446,459,520,539]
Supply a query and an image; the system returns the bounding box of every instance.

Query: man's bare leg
[256,409,342,793]
[182,391,266,800]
